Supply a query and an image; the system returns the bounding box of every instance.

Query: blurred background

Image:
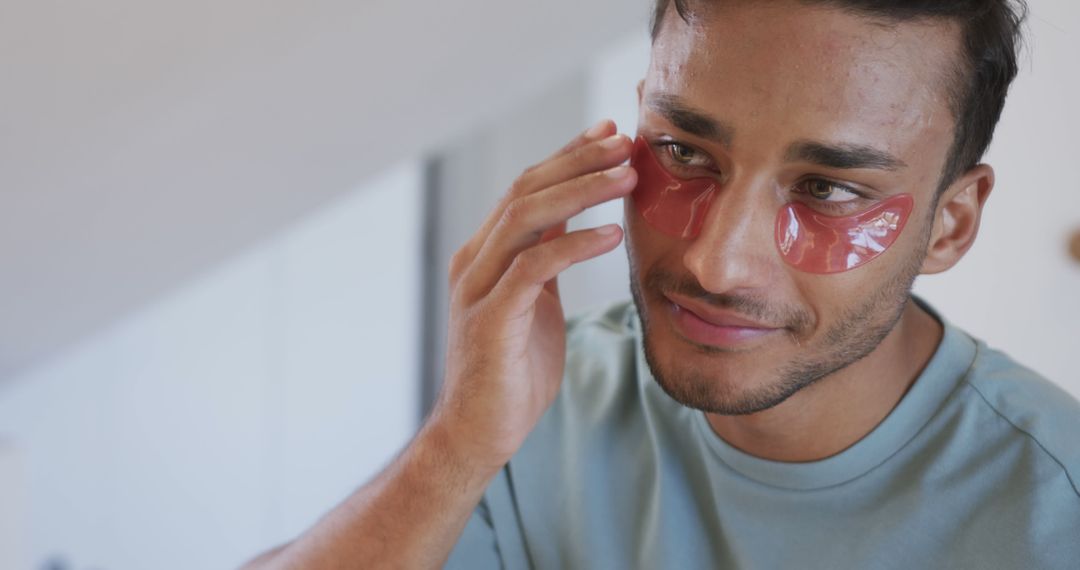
[0,0,1077,568]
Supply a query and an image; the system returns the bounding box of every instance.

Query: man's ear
[920,164,995,275]
[637,79,645,105]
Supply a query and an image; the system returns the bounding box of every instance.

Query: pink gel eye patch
[774,195,914,273]
[629,136,719,239]
[629,136,915,274]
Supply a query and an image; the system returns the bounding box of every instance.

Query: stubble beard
[627,241,928,416]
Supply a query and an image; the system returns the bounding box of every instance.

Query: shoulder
[960,335,1080,500]
[565,299,638,346]
[558,300,642,419]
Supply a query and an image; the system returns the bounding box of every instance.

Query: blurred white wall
[0,0,649,380]
[0,162,422,569]
[0,441,27,570]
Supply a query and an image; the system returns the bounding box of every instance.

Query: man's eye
[669,143,696,164]
[661,142,710,167]
[800,179,861,203]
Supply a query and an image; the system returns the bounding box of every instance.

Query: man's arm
[240,422,500,569]
[240,119,636,569]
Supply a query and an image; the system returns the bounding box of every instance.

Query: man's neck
[702,299,944,463]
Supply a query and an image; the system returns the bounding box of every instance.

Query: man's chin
[640,327,802,416]
[628,273,818,414]
[647,366,797,416]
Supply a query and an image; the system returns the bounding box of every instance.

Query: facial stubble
[627,230,929,416]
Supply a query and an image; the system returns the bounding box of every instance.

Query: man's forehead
[643,1,959,163]
[649,2,961,93]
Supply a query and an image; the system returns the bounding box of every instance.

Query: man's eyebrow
[784,140,907,171]
[646,94,735,147]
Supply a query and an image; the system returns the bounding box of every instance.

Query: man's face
[627,1,961,415]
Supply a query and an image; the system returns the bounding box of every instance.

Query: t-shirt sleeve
[443,497,502,569]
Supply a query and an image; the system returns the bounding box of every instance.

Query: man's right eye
[658,141,712,169]
[668,142,697,164]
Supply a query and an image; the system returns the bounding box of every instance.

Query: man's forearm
[242,421,502,570]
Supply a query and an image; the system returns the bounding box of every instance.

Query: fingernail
[595,224,621,236]
[585,120,610,139]
[605,165,630,178]
[600,134,625,149]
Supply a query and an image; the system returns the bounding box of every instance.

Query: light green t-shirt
[446,297,1080,569]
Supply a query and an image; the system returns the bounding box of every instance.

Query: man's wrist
[414,417,508,488]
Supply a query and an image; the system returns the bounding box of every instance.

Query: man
[245,0,1080,568]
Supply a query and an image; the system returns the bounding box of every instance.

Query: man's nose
[682,178,781,294]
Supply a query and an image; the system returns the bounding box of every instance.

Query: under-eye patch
[629,136,914,274]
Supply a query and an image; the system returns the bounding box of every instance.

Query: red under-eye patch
[629,136,915,274]
[629,136,719,239]
[774,195,914,273]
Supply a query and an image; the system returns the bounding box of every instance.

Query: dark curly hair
[649,0,1027,194]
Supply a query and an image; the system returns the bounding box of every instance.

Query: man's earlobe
[920,164,995,275]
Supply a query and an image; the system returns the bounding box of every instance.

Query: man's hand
[425,119,635,468]
[240,120,635,570]
[427,119,635,468]
[430,119,636,469]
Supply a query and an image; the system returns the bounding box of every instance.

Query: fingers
[538,221,568,297]
[543,119,615,163]
[449,121,630,285]
[516,134,632,209]
[488,224,625,317]
[538,220,567,246]
[457,164,636,302]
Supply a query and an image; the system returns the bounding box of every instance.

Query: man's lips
[663,293,783,347]
[665,293,780,329]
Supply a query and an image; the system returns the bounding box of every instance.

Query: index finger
[450,119,619,282]
[544,119,616,163]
